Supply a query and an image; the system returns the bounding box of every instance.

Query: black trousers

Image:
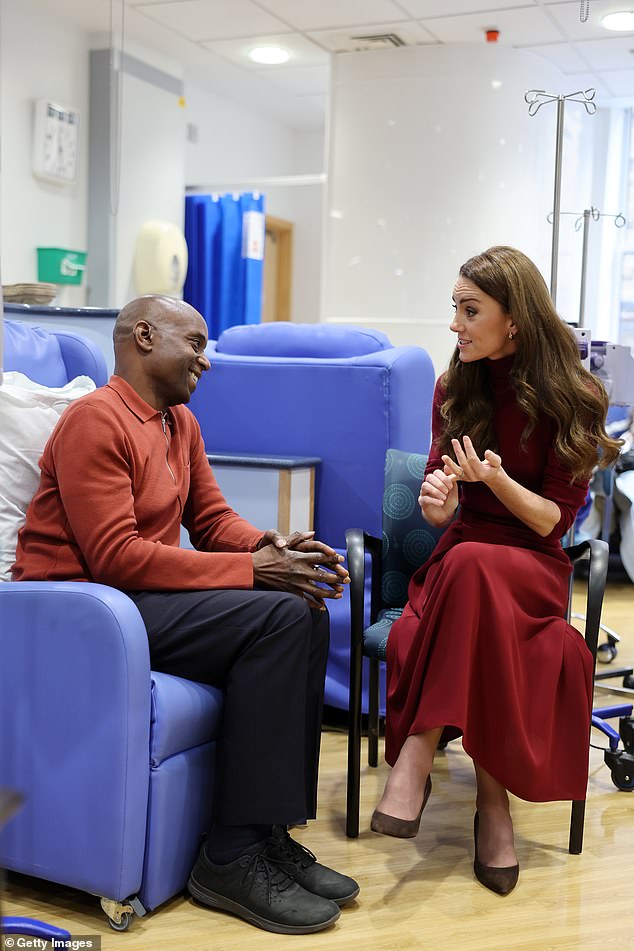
[127,589,330,826]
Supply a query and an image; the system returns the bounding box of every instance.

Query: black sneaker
[187,840,341,934]
[265,825,360,906]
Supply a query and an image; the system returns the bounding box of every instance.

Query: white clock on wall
[32,98,80,184]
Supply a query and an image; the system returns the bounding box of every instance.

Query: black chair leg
[368,657,380,768]
[346,639,364,838]
[569,799,585,854]
[565,540,608,855]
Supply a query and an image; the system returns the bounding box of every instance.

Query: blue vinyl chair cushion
[3,319,108,389]
[149,673,224,767]
[3,321,68,386]
[215,322,392,358]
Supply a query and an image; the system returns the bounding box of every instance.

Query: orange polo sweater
[13,375,263,590]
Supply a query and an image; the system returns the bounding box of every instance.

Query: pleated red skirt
[385,537,594,802]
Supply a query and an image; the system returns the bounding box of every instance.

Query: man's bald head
[113,295,191,348]
[112,295,210,411]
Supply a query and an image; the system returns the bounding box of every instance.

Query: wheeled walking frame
[591,703,634,791]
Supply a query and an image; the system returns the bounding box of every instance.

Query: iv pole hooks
[546,209,626,230]
[525,88,597,307]
[544,208,627,327]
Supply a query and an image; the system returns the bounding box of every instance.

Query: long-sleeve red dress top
[12,376,264,590]
[385,354,594,801]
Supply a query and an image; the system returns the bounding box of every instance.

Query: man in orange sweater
[13,295,358,934]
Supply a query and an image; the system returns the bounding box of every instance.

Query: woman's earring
[508,331,516,340]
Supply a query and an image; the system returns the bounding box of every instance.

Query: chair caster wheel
[107,913,131,932]
[610,768,634,791]
[606,750,634,791]
[597,643,618,664]
[100,897,145,931]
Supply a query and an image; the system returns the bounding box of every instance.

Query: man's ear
[134,320,154,353]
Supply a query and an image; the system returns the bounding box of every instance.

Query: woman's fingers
[451,437,470,468]
[441,455,464,479]
[446,437,503,484]
[462,435,482,463]
[419,468,457,508]
[420,496,446,507]
[422,470,454,496]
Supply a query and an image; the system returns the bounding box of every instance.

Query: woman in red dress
[370,246,621,895]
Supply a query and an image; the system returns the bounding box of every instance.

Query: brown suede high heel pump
[473,812,519,895]
[370,775,432,838]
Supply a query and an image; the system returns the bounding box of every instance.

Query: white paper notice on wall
[242,211,265,260]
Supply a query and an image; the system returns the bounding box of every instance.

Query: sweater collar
[106,375,167,424]
[484,353,516,380]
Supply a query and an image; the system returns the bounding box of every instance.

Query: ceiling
[34,0,634,129]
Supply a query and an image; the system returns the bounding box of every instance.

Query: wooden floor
[4,581,634,951]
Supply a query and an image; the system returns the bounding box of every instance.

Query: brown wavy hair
[438,246,621,479]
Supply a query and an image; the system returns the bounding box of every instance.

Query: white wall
[184,81,325,323]
[185,80,297,184]
[287,179,324,323]
[0,0,89,306]
[322,45,597,374]
[589,107,631,343]
[294,130,326,174]
[291,130,326,323]
[111,56,186,306]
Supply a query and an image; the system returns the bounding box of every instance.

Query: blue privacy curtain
[184,192,265,338]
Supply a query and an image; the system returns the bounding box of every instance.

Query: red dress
[385,355,594,802]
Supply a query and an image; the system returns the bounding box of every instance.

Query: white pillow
[0,370,96,582]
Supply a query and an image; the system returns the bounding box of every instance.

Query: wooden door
[262,216,293,321]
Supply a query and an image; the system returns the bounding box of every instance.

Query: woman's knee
[442,542,503,579]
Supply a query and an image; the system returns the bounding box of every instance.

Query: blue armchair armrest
[0,582,151,901]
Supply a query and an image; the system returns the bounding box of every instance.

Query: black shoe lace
[268,830,317,871]
[238,850,296,904]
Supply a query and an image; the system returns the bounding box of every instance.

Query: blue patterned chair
[345,449,609,847]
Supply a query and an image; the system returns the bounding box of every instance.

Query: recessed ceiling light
[601,11,634,31]
[248,46,290,65]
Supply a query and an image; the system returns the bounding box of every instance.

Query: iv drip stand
[552,96,565,304]
[580,208,591,325]
[526,91,631,671]
[525,88,597,306]
[578,209,626,326]
[546,208,626,325]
